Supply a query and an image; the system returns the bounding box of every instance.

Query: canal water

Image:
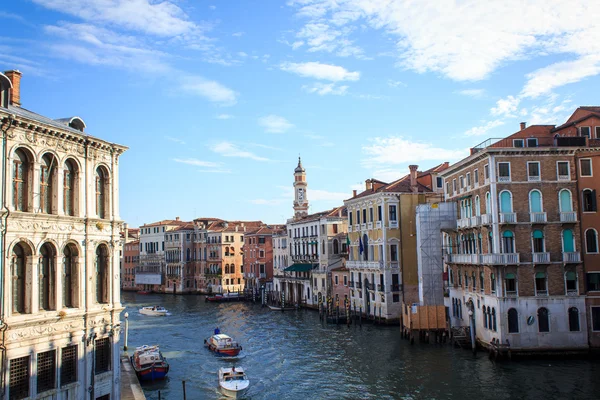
[121,292,599,400]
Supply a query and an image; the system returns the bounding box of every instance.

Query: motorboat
[218,367,249,398]
[137,290,151,295]
[205,334,243,357]
[205,292,242,302]
[130,345,170,382]
[139,306,168,316]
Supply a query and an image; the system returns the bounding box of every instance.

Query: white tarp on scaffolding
[416,202,456,306]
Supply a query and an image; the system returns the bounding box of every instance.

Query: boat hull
[139,310,167,316]
[206,343,242,357]
[130,357,170,382]
[220,384,249,399]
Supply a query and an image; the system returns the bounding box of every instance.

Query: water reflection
[121,292,599,400]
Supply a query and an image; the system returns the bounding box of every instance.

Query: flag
[346,235,350,248]
[359,236,364,254]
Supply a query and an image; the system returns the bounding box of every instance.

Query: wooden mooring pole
[182,380,187,399]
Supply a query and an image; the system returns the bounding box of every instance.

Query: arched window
[95,167,109,219]
[13,148,30,211]
[225,264,229,274]
[479,271,484,291]
[532,230,545,252]
[230,264,235,274]
[40,153,56,214]
[483,307,488,328]
[12,243,28,314]
[63,244,79,308]
[529,190,542,213]
[508,308,519,333]
[487,306,492,329]
[492,308,497,331]
[472,272,476,290]
[475,195,481,216]
[39,243,56,311]
[485,192,491,214]
[538,307,550,332]
[559,189,573,212]
[502,231,515,253]
[499,191,512,213]
[333,239,339,254]
[505,273,516,295]
[96,245,109,304]
[586,229,599,253]
[563,229,575,253]
[568,307,580,332]
[582,189,597,212]
[63,160,78,216]
[225,247,230,256]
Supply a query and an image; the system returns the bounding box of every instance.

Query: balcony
[498,175,511,182]
[259,273,267,279]
[445,254,480,264]
[560,212,577,223]
[367,222,373,230]
[389,220,398,229]
[354,224,360,231]
[563,252,581,263]
[481,253,519,265]
[390,284,401,292]
[366,283,375,290]
[457,218,471,229]
[348,225,352,232]
[530,212,547,223]
[355,281,363,289]
[361,223,367,231]
[558,174,570,181]
[376,221,382,229]
[532,252,550,264]
[499,213,517,224]
[470,216,481,226]
[481,214,491,225]
[346,260,383,269]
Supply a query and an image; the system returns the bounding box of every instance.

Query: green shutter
[506,273,515,279]
[533,230,544,239]
[535,272,546,279]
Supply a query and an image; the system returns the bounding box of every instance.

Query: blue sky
[2,0,600,227]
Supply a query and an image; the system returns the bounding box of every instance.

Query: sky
[2,0,600,228]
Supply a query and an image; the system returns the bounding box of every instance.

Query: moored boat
[137,290,151,294]
[139,306,168,316]
[130,345,169,382]
[205,334,243,357]
[218,367,249,398]
[205,292,243,302]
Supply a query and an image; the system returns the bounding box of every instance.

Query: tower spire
[293,157,308,219]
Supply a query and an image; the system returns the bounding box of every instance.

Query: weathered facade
[0,70,127,399]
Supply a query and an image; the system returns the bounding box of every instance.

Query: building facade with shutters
[0,70,127,399]
[442,111,600,352]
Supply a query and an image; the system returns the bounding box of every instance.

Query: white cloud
[491,95,520,118]
[198,168,231,174]
[216,114,234,120]
[258,115,294,133]
[361,136,467,169]
[464,119,505,137]
[210,142,269,161]
[209,5,216,10]
[165,136,185,144]
[387,80,406,88]
[280,61,359,82]
[302,82,348,96]
[173,158,221,168]
[232,32,244,37]
[458,89,485,98]
[179,76,238,106]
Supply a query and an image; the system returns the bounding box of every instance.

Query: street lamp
[124,312,129,351]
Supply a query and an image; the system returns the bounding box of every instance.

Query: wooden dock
[120,354,146,400]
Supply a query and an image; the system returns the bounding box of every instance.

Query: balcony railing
[560,212,577,223]
[361,223,367,231]
[470,216,481,226]
[376,221,382,229]
[348,225,352,232]
[367,222,373,230]
[390,284,401,292]
[446,254,480,264]
[563,252,581,263]
[528,175,541,182]
[355,281,362,289]
[500,212,517,224]
[481,214,491,225]
[457,218,471,229]
[498,175,511,182]
[558,174,570,181]
[530,212,547,223]
[532,252,550,263]
[481,253,519,265]
[355,224,360,231]
[346,260,383,269]
[389,220,398,229]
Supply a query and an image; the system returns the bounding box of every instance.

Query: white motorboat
[139,306,168,316]
[218,367,249,398]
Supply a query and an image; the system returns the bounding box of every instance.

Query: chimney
[175,216,180,221]
[520,122,526,130]
[124,223,129,243]
[409,165,418,193]
[352,189,357,197]
[365,179,372,191]
[4,70,22,106]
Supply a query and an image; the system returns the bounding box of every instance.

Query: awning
[284,263,316,272]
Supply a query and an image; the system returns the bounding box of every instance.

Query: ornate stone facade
[0,70,127,399]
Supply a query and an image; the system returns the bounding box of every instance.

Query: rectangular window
[484,164,489,180]
[389,205,397,222]
[581,126,591,138]
[95,338,111,374]
[587,273,600,291]
[356,210,360,225]
[459,176,464,189]
[10,356,29,400]
[390,245,398,261]
[527,138,538,147]
[513,139,524,148]
[505,274,517,294]
[446,182,450,195]
[333,224,338,234]
[592,307,600,332]
[349,213,353,226]
[362,209,367,224]
[557,161,570,180]
[596,126,600,139]
[498,162,511,181]
[527,162,540,181]
[377,205,382,221]
[436,176,443,188]
[474,169,479,185]
[369,208,374,222]
[335,275,339,285]
[580,159,592,177]
[258,237,265,244]
[37,350,56,394]
[452,179,457,193]
[466,173,471,187]
[343,275,347,286]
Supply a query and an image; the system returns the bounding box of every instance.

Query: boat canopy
[284,263,315,272]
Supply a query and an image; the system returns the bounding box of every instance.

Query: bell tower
[293,157,308,220]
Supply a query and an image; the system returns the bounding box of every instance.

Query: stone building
[344,164,447,323]
[442,115,598,352]
[120,226,139,291]
[242,225,284,292]
[163,223,196,294]
[272,230,289,291]
[0,70,127,399]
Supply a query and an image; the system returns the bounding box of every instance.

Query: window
[557,161,570,180]
[582,189,597,212]
[466,172,471,187]
[505,273,516,295]
[527,138,538,147]
[559,189,573,213]
[502,231,515,253]
[390,244,398,261]
[349,212,353,226]
[586,229,599,253]
[580,126,591,138]
[566,271,577,293]
[436,176,443,188]
[37,350,56,394]
[474,169,479,185]
[12,243,27,314]
[484,164,489,180]
[452,179,457,193]
[333,239,339,254]
[563,229,575,253]
[568,307,580,332]
[362,209,367,224]
[389,205,397,222]
[95,167,108,219]
[96,245,109,304]
[508,308,519,333]
[343,276,347,286]
[596,126,600,139]
[9,356,29,400]
[592,307,600,331]
[95,338,111,374]
[39,243,56,311]
[532,230,545,253]
[498,162,511,181]
[513,138,524,147]
[527,162,540,181]
[446,182,450,195]
[377,205,382,221]
[40,154,55,214]
[499,191,512,213]
[538,307,550,332]
[483,307,488,328]
[334,275,339,285]
[580,159,592,177]
[13,149,30,211]
[535,272,547,295]
[490,273,496,293]
[459,175,464,189]
[356,210,360,225]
